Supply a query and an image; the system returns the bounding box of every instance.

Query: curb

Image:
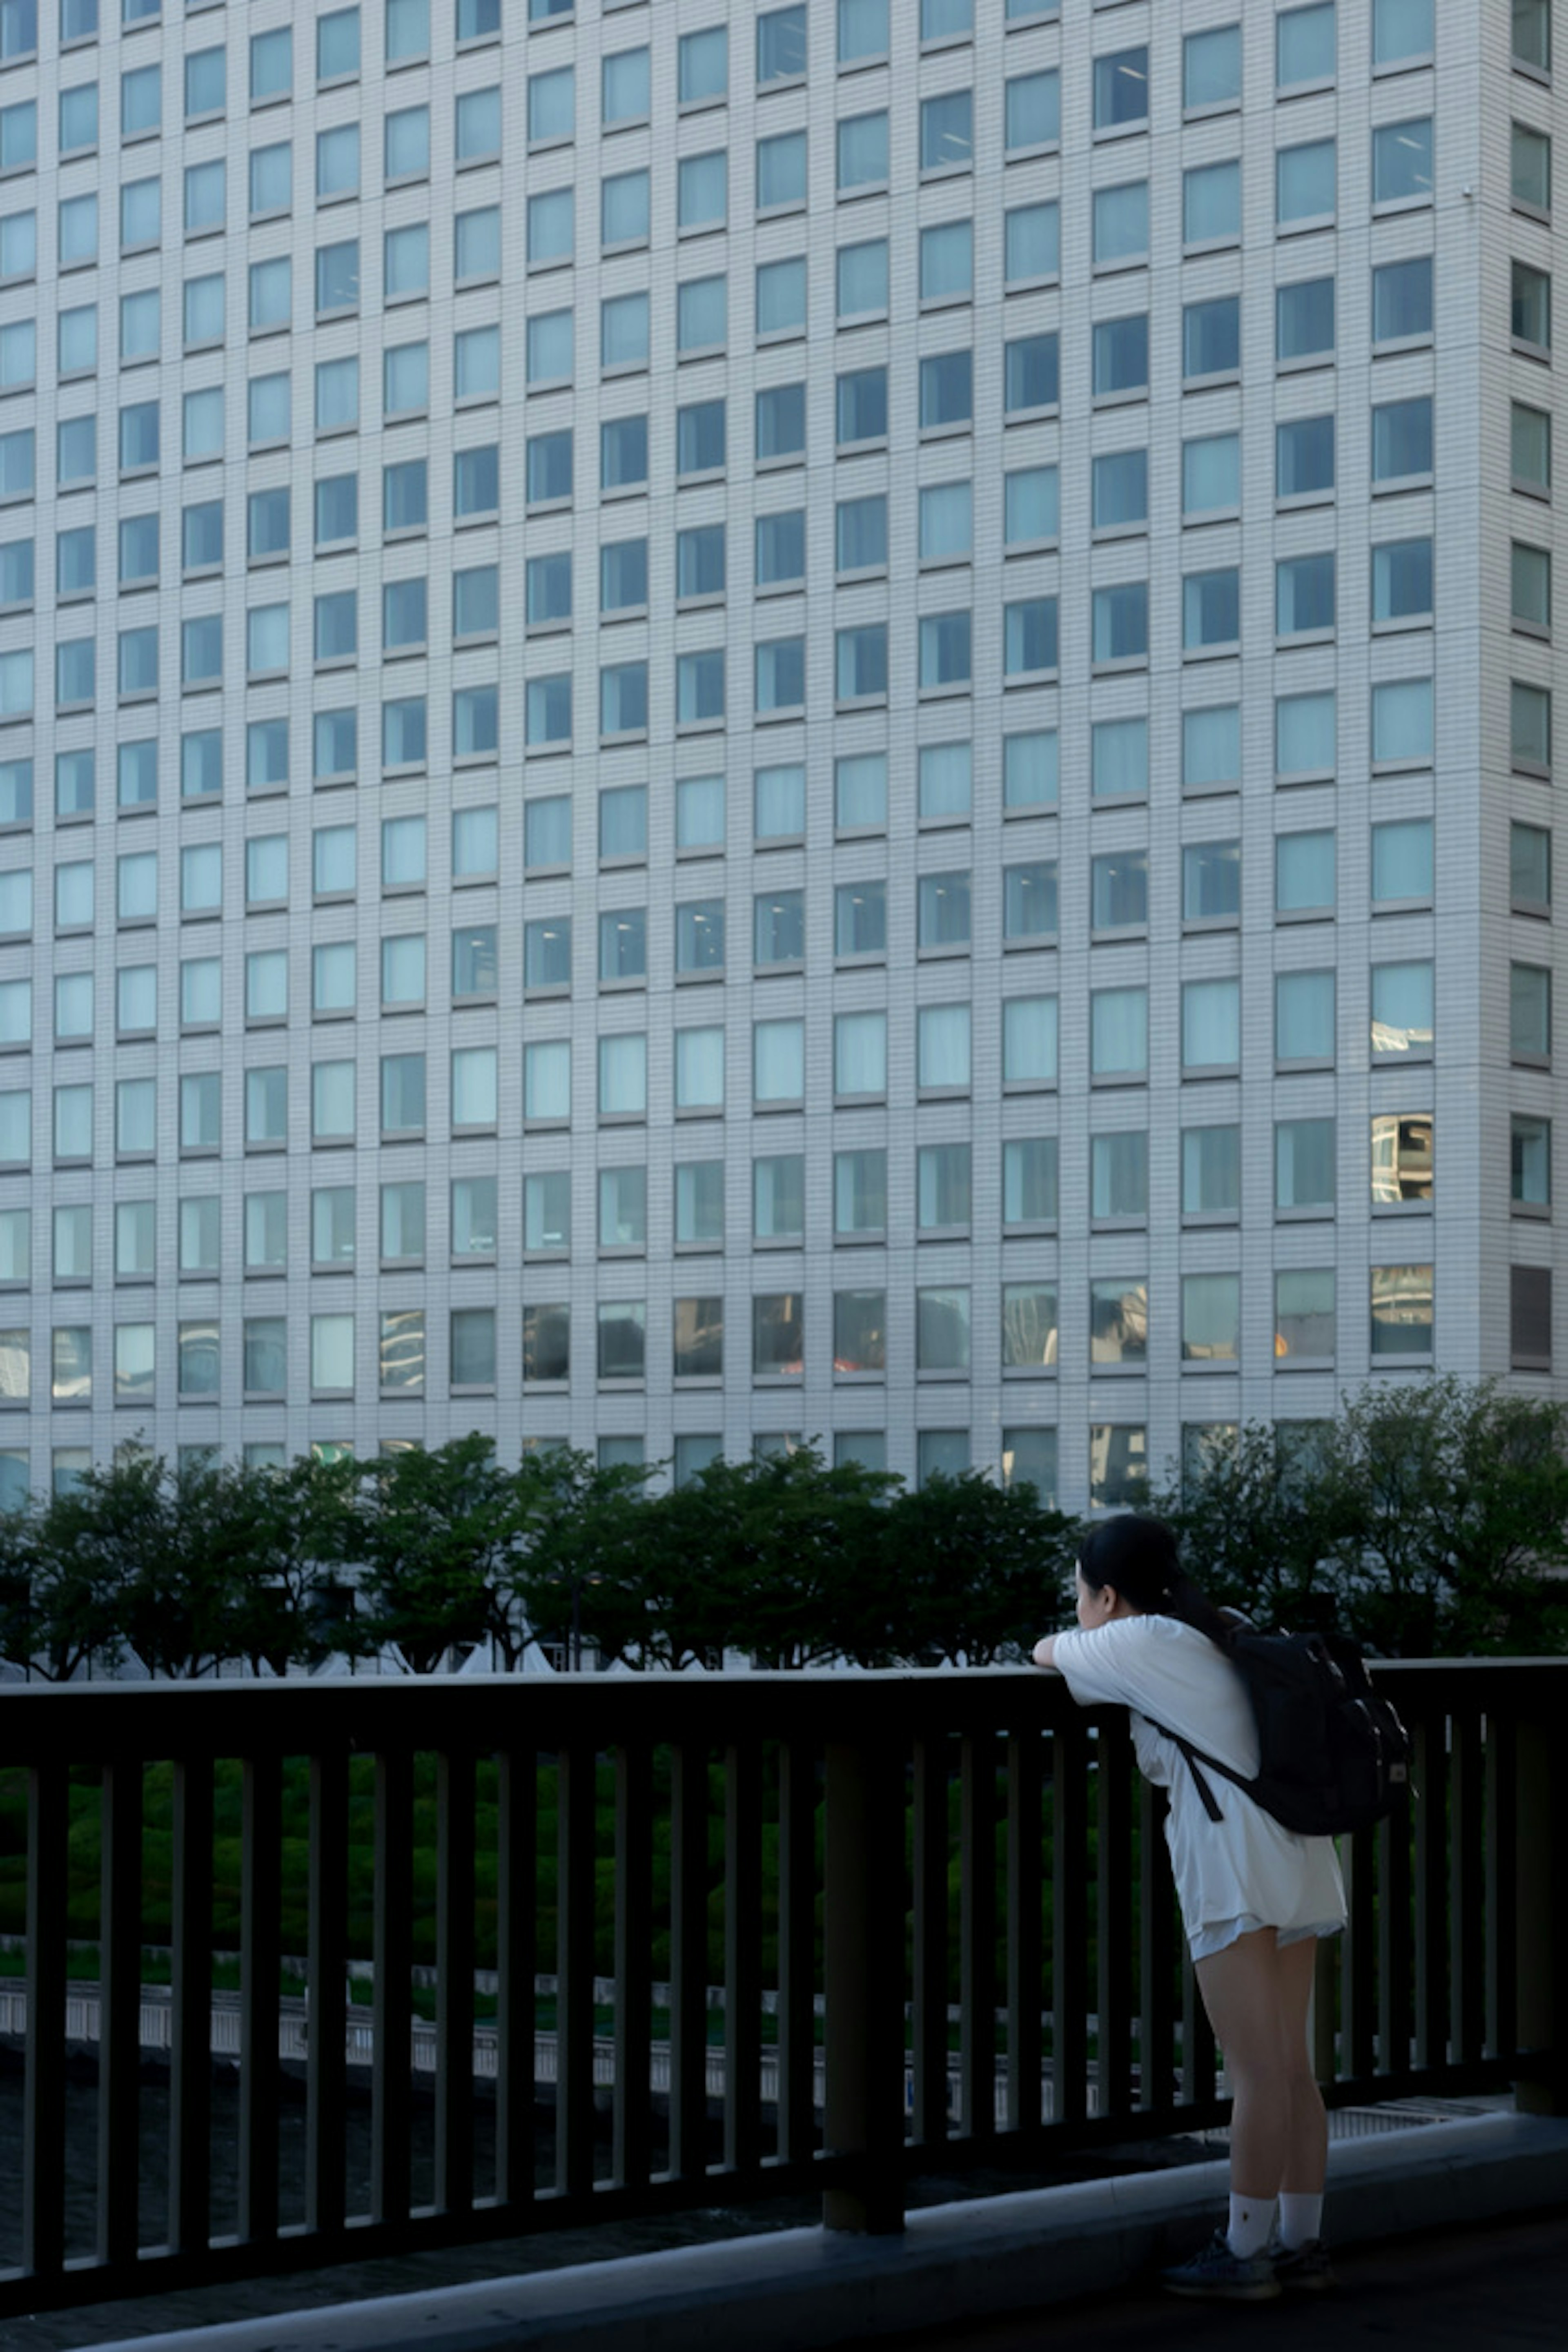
[78,2113,1568,2352]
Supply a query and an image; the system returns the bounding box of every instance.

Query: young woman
[1033,1513,1345,2302]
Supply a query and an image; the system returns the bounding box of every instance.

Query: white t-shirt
[1051,1614,1345,1949]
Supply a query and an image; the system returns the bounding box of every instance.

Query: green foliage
[2,1386,1565,1684]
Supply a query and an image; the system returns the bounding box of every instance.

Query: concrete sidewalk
[7,2110,1564,2352]
[875,2210,1568,2351]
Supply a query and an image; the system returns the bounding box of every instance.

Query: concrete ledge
[88,2113,1568,2352]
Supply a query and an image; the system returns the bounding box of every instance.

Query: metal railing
[0,1661,1561,2318]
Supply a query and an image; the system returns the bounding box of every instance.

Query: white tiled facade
[0,0,1562,1511]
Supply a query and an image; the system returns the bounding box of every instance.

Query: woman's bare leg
[1195,1928,1327,2202]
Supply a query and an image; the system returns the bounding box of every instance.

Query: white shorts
[1189,1914,1345,1962]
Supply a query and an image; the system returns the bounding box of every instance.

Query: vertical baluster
[1095,1727,1132,2114]
[435,1748,477,2214]
[1378,1782,1414,2091]
[307,1747,349,2237]
[1137,1781,1174,2116]
[169,1754,214,2254]
[372,1747,413,2225]
[495,1742,538,2214]
[1005,1729,1042,2135]
[22,1760,68,2279]
[1486,1710,1517,2064]
[556,1740,598,2199]
[612,1741,652,2190]
[1343,1825,1377,2084]
[668,1740,711,2183]
[97,1757,143,2267]
[910,1733,949,2149]
[1412,1715,1446,2072]
[959,1733,997,2141]
[776,1738,817,2169]
[1450,1712,1485,2067]
[1051,1715,1088,2127]
[822,1733,904,2234]
[724,1740,762,2178]
[239,1751,282,2244]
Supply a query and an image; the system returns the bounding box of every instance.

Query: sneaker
[1161,2229,1283,2303]
[1273,2236,1334,2292]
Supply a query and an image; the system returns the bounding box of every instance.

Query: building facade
[0,0,1561,1511]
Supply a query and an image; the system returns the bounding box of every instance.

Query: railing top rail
[1,1657,1562,1767]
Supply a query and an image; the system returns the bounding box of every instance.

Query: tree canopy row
[2,1379,1566,1681]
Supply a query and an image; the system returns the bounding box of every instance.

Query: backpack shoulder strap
[1135,1711,1250,1824]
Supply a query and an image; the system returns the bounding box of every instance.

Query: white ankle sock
[1277,2192,1323,2250]
[1226,2194,1276,2260]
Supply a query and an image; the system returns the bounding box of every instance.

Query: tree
[1150,1422,1348,1633]
[500,1449,661,1668]
[1322,1378,1568,1655]
[350,1435,521,1672]
[882,1471,1079,1665]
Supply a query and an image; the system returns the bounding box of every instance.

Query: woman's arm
[1032,1635,1058,1670]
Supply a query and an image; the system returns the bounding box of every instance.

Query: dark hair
[1077,1515,1234,1646]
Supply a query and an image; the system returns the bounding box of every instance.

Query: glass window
[1184,567,1240,652]
[1372,537,1434,624]
[1372,394,1434,486]
[677,24,728,105]
[1512,1114,1552,1210]
[1094,45,1148,129]
[1278,3,1335,87]
[1374,117,1434,205]
[1182,977,1240,1070]
[1513,961,1552,1059]
[1093,181,1147,267]
[838,0,888,65]
[1277,276,1335,363]
[1005,69,1059,153]
[1090,987,1147,1080]
[1276,969,1336,1062]
[677,274,727,353]
[1512,819,1552,913]
[1183,707,1241,792]
[920,220,973,303]
[1182,1125,1240,1218]
[757,257,807,336]
[757,381,806,460]
[837,238,888,318]
[1277,550,1336,635]
[1277,414,1336,499]
[1182,1273,1239,1363]
[1091,717,1147,801]
[920,90,971,173]
[1513,540,1552,631]
[527,187,574,268]
[1185,24,1242,110]
[1092,314,1148,398]
[1183,433,1241,519]
[1374,255,1433,345]
[1005,330,1059,416]
[1278,138,1336,225]
[837,110,889,191]
[603,45,650,125]
[1182,840,1241,924]
[1374,0,1434,65]
[589,419,646,501]
[1512,120,1552,212]
[1370,961,1434,1058]
[1091,584,1148,664]
[1277,1270,1335,1362]
[754,1018,804,1104]
[1276,828,1336,918]
[1091,1280,1146,1366]
[1091,1132,1146,1222]
[1183,294,1239,382]
[1372,1113,1434,1206]
[1515,261,1554,351]
[1277,689,1336,777]
[1371,1265,1433,1358]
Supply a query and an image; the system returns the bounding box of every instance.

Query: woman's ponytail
[1076,1515,1235,1647]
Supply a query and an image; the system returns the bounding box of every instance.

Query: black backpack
[1145,1628,1412,1838]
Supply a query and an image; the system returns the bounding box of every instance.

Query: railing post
[1513,1715,1564,2114]
[822,1732,904,2234]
